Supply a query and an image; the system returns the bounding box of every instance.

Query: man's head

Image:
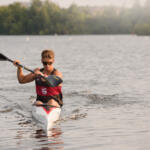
[41,50,55,68]
[41,49,54,59]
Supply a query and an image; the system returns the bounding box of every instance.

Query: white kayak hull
[32,105,61,131]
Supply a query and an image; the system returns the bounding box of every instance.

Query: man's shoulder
[54,69,62,78]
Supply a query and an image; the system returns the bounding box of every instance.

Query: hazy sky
[0,0,146,7]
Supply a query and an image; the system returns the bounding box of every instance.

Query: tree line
[0,0,150,35]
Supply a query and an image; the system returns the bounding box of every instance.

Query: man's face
[42,57,54,70]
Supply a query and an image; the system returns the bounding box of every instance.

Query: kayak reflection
[34,127,64,150]
[35,127,63,137]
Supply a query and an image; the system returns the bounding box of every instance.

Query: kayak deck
[32,105,61,131]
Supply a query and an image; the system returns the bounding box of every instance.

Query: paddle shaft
[0,53,50,82]
[5,55,34,73]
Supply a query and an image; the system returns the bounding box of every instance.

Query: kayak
[32,104,61,131]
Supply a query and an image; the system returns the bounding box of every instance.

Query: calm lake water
[0,35,150,150]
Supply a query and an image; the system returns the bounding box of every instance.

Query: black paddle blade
[46,75,63,87]
[0,53,7,61]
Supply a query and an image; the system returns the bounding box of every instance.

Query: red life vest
[35,68,63,107]
[36,85,62,97]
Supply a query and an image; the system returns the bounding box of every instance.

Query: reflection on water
[14,127,64,150]
[35,128,62,138]
[33,128,64,150]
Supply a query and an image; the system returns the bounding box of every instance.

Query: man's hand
[34,68,43,77]
[13,60,21,67]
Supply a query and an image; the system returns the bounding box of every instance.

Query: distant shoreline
[0,0,150,35]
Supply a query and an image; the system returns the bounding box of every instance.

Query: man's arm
[17,67,35,84]
[13,60,35,84]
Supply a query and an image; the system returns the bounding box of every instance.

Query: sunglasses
[42,61,53,65]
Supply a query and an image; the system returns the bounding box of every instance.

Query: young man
[13,50,63,108]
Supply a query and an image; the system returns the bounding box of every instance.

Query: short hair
[41,49,55,59]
